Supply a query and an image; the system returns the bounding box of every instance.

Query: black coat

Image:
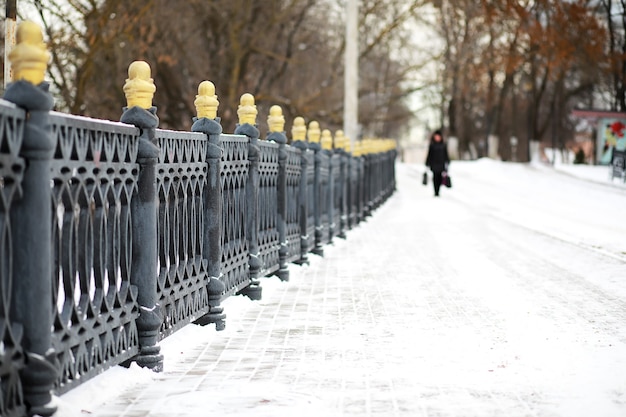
[426,141,450,173]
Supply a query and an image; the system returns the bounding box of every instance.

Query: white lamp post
[4,0,17,87]
[344,0,358,149]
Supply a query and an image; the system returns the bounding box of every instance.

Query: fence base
[276,267,290,282]
[238,281,262,301]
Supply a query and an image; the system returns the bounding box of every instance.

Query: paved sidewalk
[57,163,626,417]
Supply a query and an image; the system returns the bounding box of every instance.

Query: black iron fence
[0,24,396,417]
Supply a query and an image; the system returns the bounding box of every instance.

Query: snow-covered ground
[54,159,626,417]
[449,158,626,261]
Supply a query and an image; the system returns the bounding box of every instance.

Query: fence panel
[330,153,342,241]
[257,141,280,277]
[48,112,141,394]
[364,154,374,215]
[357,157,365,223]
[220,135,250,297]
[347,156,360,229]
[304,149,316,257]
[285,146,302,264]
[154,129,210,339]
[337,151,349,238]
[0,100,27,417]
[314,150,330,254]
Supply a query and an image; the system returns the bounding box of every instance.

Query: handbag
[422,171,428,186]
[443,171,452,188]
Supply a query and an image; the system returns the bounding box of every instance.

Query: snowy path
[57,161,626,417]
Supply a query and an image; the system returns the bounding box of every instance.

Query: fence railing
[0,22,397,417]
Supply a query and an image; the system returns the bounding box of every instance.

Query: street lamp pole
[344,0,358,149]
[5,0,17,88]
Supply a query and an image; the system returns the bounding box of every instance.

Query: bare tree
[597,0,626,111]
[429,0,607,160]
[19,0,423,139]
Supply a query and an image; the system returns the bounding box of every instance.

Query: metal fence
[0,76,396,417]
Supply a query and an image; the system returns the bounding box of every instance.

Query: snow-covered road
[433,159,626,261]
[57,160,626,417]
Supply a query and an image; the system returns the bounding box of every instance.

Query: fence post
[307,121,324,256]
[120,61,163,371]
[354,140,365,224]
[362,140,372,217]
[4,21,58,417]
[290,117,310,265]
[267,105,289,281]
[321,129,334,242]
[334,130,348,239]
[391,145,396,193]
[235,94,262,300]
[191,81,226,330]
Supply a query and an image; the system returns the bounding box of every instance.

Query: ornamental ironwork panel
[367,153,381,213]
[284,146,302,263]
[154,129,210,339]
[0,100,27,417]
[330,153,342,240]
[373,153,383,209]
[336,152,349,238]
[370,153,387,210]
[257,141,280,277]
[373,153,388,208]
[220,135,250,296]
[48,112,141,394]
[317,151,331,246]
[363,154,373,216]
[304,150,315,254]
[348,156,360,229]
[357,157,365,222]
[386,150,397,198]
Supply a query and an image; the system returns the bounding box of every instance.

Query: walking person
[425,129,450,197]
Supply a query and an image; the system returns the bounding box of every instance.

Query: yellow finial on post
[237,93,257,125]
[344,134,352,154]
[334,130,345,150]
[308,121,321,143]
[268,105,285,133]
[291,116,307,141]
[8,21,50,85]
[195,81,219,119]
[321,129,333,150]
[363,138,371,155]
[123,61,156,109]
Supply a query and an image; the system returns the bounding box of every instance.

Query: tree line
[430,0,623,161]
[3,0,624,161]
[8,0,424,141]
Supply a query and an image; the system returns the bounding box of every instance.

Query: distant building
[571,109,626,165]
